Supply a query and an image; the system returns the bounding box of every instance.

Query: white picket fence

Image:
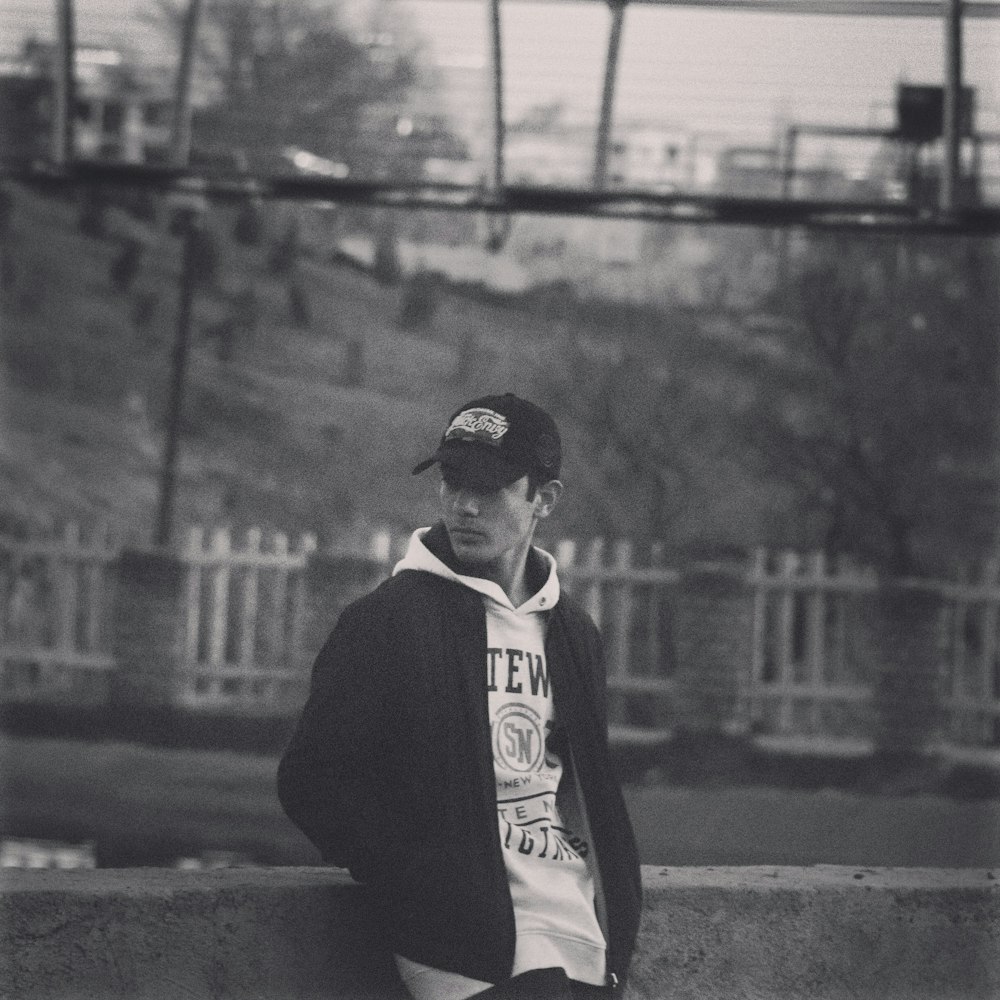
[554,538,679,744]
[937,558,1000,744]
[166,528,316,709]
[1,523,998,748]
[749,550,1000,745]
[750,550,877,741]
[169,526,318,710]
[0,524,118,705]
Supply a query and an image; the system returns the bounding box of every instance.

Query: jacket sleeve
[585,615,609,738]
[553,598,610,740]
[562,599,609,738]
[276,596,410,877]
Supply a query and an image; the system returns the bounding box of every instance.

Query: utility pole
[170,0,202,167]
[941,0,964,212]
[482,0,510,251]
[487,0,504,194]
[52,0,76,165]
[594,0,627,190]
[154,0,204,546]
[155,224,201,547]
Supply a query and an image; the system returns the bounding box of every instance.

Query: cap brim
[411,456,438,476]
[412,441,525,492]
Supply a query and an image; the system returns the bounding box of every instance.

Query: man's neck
[476,551,531,607]
[423,522,541,606]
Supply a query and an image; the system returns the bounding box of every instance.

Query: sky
[396,1,1000,135]
[2,0,998,170]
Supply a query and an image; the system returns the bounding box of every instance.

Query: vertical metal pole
[155,0,204,546]
[487,0,504,192]
[780,125,797,202]
[155,225,199,546]
[941,0,963,212]
[171,0,203,168]
[778,124,797,285]
[594,0,627,190]
[482,0,510,250]
[52,0,76,165]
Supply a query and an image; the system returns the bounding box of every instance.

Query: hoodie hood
[393,523,560,613]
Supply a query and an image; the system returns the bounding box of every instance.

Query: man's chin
[448,532,493,566]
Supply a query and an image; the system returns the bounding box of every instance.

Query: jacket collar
[420,521,552,601]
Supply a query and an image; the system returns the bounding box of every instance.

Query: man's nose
[452,490,480,515]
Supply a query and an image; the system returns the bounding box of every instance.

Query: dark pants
[568,981,615,1000]
[475,968,614,1000]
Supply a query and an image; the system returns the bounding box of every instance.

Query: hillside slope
[0,183,795,550]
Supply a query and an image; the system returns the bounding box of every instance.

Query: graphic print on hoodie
[393,528,608,986]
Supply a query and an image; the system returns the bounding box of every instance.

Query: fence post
[805,550,827,734]
[82,523,111,654]
[671,559,754,732]
[775,550,800,730]
[111,542,191,711]
[182,526,203,668]
[206,527,231,674]
[978,558,1000,744]
[55,522,81,658]
[266,532,290,666]
[607,540,634,683]
[749,548,768,728]
[869,579,945,761]
[645,541,670,677]
[287,533,318,672]
[237,527,262,672]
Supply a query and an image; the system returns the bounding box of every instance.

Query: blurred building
[423,55,492,177]
[777,83,988,206]
[505,123,596,186]
[0,39,173,166]
[607,126,690,190]
[504,121,697,190]
[714,145,782,197]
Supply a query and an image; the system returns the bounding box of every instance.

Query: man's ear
[534,479,563,519]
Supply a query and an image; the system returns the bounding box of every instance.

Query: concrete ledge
[633,866,999,1000]
[1,866,998,1000]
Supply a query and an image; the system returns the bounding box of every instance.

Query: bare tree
[745,233,999,575]
[148,0,417,171]
[538,321,704,543]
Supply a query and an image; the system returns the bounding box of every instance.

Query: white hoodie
[392,528,608,989]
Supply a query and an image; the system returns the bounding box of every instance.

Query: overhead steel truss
[5,0,998,234]
[13,160,1000,234]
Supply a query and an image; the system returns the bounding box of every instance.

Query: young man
[277,394,642,1000]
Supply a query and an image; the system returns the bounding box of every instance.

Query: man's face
[439,468,550,573]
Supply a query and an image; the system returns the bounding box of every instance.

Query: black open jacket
[277,524,642,987]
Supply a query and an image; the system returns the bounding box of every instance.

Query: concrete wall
[2,866,997,1000]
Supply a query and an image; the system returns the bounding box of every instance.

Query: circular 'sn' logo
[492,703,544,772]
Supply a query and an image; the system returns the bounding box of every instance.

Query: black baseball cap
[412,393,562,492]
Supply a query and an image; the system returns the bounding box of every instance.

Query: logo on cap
[445,408,510,447]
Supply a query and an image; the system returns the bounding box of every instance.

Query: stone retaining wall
[2,866,997,1000]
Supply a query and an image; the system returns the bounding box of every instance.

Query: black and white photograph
[0,1,998,997]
